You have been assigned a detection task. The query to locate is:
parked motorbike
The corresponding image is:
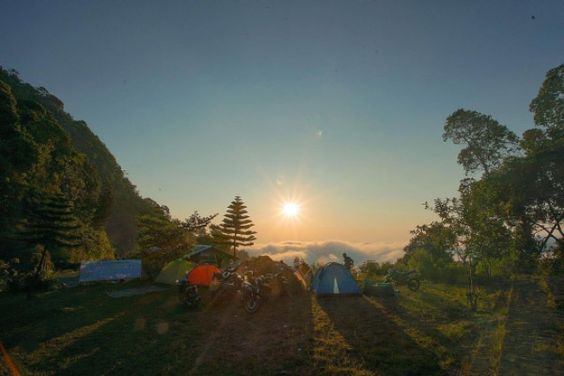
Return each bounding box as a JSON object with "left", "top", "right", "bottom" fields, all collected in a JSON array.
[
  {"left": 177, "top": 279, "right": 201, "bottom": 308},
  {"left": 210, "top": 264, "right": 244, "bottom": 299},
  {"left": 384, "top": 269, "right": 421, "bottom": 292},
  {"left": 240, "top": 271, "right": 288, "bottom": 314}
]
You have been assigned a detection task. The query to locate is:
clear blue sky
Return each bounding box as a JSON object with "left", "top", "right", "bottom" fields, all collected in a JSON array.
[{"left": 1, "top": 0, "right": 563, "bottom": 247}]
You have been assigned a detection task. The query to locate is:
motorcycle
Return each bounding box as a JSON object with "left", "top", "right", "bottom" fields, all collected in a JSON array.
[
  {"left": 210, "top": 264, "right": 244, "bottom": 300},
  {"left": 240, "top": 271, "right": 288, "bottom": 314},
  {"left": 384, "top": 269, "right": 421, "bottom": 292},
  {"left": 177, "top": 279, "right": 201, "bottom": 308}
]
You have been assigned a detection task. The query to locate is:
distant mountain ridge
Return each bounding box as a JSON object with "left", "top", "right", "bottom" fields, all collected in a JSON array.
[{"left": 0, "top": 67, "right": 153, "bottom": 256}]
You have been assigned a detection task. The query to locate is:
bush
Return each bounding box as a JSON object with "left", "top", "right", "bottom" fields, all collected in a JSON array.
[
  {"left": 440, "top": 262, "right": 466, "bottom": 284},
  {"left": 475, "top": 254, "right": 516, "bottom": 281},
  {"left": 358, "top": 261, "right": 394, "bottom": 278},
  {"left": 136, "top": 247, "right": 187, "bottom": 279},
  {"left": 0, "top": 251, "right": 58, "bottom": 293},
  {"left": 62, "top": 228, "right": 116, "bottom": 262},
  {"left": 407, "top": 248, "right": 466, "bottom": 284}
]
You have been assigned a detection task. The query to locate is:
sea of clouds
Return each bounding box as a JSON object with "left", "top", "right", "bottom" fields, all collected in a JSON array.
[{"left": 247, "top": 240, "right": 406, "bottom": 266}]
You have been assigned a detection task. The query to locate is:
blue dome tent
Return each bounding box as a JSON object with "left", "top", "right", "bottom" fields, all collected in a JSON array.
[{"left": 312, "top": 262, "right": 360, "bottom": 296}]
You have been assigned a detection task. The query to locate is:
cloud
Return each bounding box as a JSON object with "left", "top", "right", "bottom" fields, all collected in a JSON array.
[{"left": 247, "top": 240, "right": 406, "bottom": 266}]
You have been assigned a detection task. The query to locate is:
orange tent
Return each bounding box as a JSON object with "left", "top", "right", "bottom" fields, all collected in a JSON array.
[{"left": 187, "top": 264, "right": 221, "bottom": 286}]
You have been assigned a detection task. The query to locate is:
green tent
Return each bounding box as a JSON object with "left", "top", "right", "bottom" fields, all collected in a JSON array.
[{"left": 155, "top": 259, "right": 196, "bottom": 285}]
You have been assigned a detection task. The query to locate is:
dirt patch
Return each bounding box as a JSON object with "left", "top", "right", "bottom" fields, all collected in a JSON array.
[{"left": 187, "top": 293, "right": 313, "bottom": 375}]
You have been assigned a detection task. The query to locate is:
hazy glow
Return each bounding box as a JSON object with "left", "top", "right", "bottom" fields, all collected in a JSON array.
[{"left": 281, "top": 202, "right": 300, "bottom": 219}]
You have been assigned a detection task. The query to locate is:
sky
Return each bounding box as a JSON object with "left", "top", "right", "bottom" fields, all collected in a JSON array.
[{"left": 1, "top": 0, "right": 563, "bottom": 262}]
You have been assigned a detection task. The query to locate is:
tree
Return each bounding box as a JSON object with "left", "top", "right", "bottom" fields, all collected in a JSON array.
[
  {"left": 137, "top": 203, "right": 193, "bottom": 277},
  {"left": 218, "top": 196, "right": 257, "bottom": 257},
  {"left": 443, "top": 109, "right": 518, "bottom": 176},
  {"left": 529, "top": 64, "right": 563, "bottom": 137},
  {"left": 402, "top": 222, "right": 456, "bottom": 263},
  {"left": 1, "top": 72, "right": 118, "bottom": 265},
  {"left": 429, "top": 178, "right": 512, "bottom": 309},
  {"left": 183, "top": 211, "right": 218, "bottom": 235},
  {"left": 137, "top": 204, "right": 190, "bottom": 252},
  {"left": 489, "top": 65, "right": 564, "bottom": 266},
  {"left": 18, "top": 192, "right": 82, "bottom": 279}
]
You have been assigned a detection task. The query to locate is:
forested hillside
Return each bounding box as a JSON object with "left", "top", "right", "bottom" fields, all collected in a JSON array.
[{"left": 0, "top": 67, "right": 153, "bottom": 260}]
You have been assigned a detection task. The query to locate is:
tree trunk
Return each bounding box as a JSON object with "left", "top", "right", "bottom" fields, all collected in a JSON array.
[{"left": 466, "top": 258, "right": 478, "bottom": 311}]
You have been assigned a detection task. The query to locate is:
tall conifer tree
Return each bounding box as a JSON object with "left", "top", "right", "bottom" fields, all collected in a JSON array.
[
  {"left": 19, "top": 192, "right": 82, "bottom": 276},
  {"left": 219, "top": 196, "right": 256, "bottom": 257}
]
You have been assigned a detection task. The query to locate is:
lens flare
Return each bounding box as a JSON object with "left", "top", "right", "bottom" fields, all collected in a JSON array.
[{"left": 281, "top": 202, "right": 300, "bottom": 218}]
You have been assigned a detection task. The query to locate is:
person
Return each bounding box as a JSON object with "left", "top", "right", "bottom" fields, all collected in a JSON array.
[{"left": 343, "top": 253, "right": 354, "bottom": 271}]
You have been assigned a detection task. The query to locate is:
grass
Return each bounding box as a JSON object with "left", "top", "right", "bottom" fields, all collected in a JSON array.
[{"left": 0, "top": 277, "right": 560, "bottom": 375}]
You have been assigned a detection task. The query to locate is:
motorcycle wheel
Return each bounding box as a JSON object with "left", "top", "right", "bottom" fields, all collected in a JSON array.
[
  {"left": 243, "top": 293, "right": 260, "bottom": 314},
  {"left": 407, "top": 278, "right": 420, "bottom": 292}
]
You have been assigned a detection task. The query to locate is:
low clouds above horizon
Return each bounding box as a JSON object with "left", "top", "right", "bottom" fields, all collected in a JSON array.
[{"left": 248, "top": 240, "right": 406, "bottom": 266}]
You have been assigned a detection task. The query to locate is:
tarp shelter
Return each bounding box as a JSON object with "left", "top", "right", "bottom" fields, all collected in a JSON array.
[
  {"left": 79, "top": 259, "right": 142, "bottom": 283},
  {"left": 155, "top": 259, "right": 196, "bottom": 285},
  {"left": 312, "top": 262, "right": 360, "bottom": 296},
  {"left": 187, "top": 244, "right": 235, "bottom": 267},
  {"left": 187, "top": 264, "right": 221, "bottom": 286}
]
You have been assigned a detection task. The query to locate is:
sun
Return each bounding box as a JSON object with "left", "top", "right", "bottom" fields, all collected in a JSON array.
[{"left": 281, "top": 202, "right": 300, "bottom": 219}]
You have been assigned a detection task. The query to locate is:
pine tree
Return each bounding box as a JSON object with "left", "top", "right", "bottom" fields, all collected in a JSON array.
[
  {"left": 19, "top": 192, "right": 82, "bottom": 277},
  {"left": 219, "top": 196, "right": 257, "bottom": 257}
]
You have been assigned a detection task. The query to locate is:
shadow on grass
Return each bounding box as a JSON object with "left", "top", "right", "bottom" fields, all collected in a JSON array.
[
  {"left": 498, "top": 278, "right": 564, "bottom": 376},
  {"left": 187, "top": 291, "right": 314, "bottom": 376},
  {"left": 0, "top": 283, "right": 197, "bottom": 375},
  {"left": 316, "top": 295, "right": 444, "bottom": 376}
]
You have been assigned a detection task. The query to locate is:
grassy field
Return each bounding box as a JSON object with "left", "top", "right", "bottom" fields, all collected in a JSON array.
[{"left": 0, "top": 276, "right": 561, "bottom": 375}]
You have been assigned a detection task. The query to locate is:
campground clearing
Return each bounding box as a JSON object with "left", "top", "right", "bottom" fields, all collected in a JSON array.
[{"left": 1, "top": 276, "right": 562, "bottom": 376}]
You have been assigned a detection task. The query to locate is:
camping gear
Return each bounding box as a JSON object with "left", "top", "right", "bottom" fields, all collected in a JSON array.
[
  {"left": 156, "top": 259, "right": 196, "bottom": 285},
  {"left": 362, "top": 281, "right": 395, "bottom": 297},
  {"left": 79, "top": 260, "right": 142, "bottom": 283},
  {"left": 312, "top": 262, "right": 361, "bottom": 296},
  {"left": 384, "top": 269, "right": 421, "bottom": 291},
  {"left": 187, "top": 264, "right": 221, "bottom": 286}
]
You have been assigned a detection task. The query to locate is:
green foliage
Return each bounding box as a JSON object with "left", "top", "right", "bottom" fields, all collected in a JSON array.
[
  {"left": 443, "top": 109, "right": 518, "bottom": 176},
  {"left": 404, "top": 64, "right": 564, "bottom": 310},
  {"left": 217, "top": 196, "right": 257, "bottom": 257},
  {"left": 0, "top": 248, "right": 58, "bottom": 292},
  {"left": 402, "top": 222, "right": 455, "bottom": 263},
  {"left": 0, "top": 67, "right": 154, "bottom": 257},
  {"left": 64, "top": 227, "right": 115, "bottom": 263},
  {"left": 0, "top": 72, "right": 119, "bottom": 267},
  {"left": 196, "top": 223, "right": 231, "bottom": 252},
  {"left": 136, "top": 202, "right": 193, "bottom": 277},
  {"left": 529, "top": 64, "right": 563, "bottom": 135},
  {"left": 359, "top": 260, "right": 394, "bottom": 277},
  {"left": 18, "top": 193, "right": 82, "bottom": 259},
  {"left": 406, "top": 248, "right": 466, "bottom": 284},
  {"left": 183, "top": 211, "right": 218, "bottom": 235}
]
